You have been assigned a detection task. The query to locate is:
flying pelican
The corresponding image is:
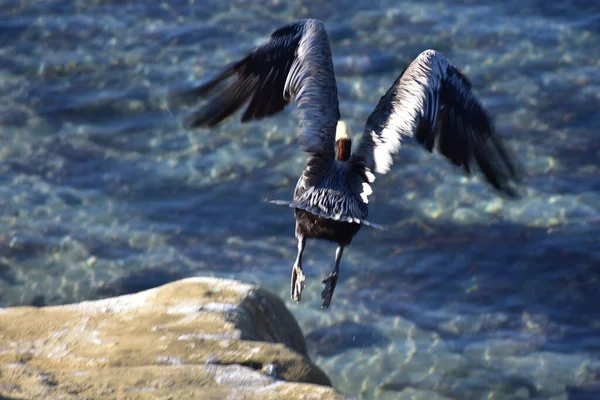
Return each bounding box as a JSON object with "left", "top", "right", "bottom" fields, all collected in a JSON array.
[{"left": 172, "top": 19, "right": 521, "bottom": 308}]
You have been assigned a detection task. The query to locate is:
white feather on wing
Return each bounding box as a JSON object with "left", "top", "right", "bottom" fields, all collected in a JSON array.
[{"left": 348, "top": 49, "right": 521, "bottom": 203}]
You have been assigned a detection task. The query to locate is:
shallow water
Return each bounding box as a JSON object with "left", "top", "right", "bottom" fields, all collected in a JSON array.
[{"left": 1, "top": 0, "right": 599, "bottom": 398}]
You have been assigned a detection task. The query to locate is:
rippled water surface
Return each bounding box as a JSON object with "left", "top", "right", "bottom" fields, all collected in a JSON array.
[{"left": 1, "top": 0, "right": 599, "bottom": 398}]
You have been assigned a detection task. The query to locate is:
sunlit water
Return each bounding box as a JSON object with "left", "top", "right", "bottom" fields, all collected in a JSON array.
[{"left": 1, "top": 0, "right": 599, "bottom": 398}]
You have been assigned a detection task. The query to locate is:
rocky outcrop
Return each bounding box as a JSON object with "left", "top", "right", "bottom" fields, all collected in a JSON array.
[{"left": 0, "top": 277, "right": 344, "bottom": 399}]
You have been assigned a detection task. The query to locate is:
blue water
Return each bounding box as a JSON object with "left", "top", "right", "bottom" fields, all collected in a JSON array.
[{"left": 1, "top": 0, "right": 599, "bottom": 398}]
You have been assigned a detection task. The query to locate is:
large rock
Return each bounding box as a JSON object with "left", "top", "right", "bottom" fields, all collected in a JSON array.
[{"left": 0, "top": 277, "right": 344, "bottom": 399}]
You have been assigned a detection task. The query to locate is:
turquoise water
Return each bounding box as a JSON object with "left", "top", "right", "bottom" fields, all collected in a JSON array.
[{"left": 1, "top": 0, "right": 599, "bottom": 398}]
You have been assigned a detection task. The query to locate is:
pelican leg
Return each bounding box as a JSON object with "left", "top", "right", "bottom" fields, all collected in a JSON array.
[
  {"left": 321, "top": 244, "right": 344, "bottom": 308},
  {"left": 291, "top": 236, "right": 306, "bottom": 302}
]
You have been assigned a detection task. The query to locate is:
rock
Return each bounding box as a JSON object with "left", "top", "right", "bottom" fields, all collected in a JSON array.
[{"left": 0, "top": 277, "right": 344, "bottom": 399}]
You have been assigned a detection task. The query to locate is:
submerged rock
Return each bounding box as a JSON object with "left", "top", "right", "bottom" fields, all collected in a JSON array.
[{"left": 0, "top": 277, "right": 343, "bottom": 399}]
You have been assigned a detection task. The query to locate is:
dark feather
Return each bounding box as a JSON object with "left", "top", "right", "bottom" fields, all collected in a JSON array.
[{"left": 170, "top": 19, "right": 341, "bottom": 186}]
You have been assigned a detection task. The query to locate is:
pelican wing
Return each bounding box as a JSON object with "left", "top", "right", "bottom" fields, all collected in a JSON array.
[
  {"left": 173, "top": 19, "right": 340, "bottom": 183},
  {"left": 348, "top": 50, "right": 521, "bottom": 201}
]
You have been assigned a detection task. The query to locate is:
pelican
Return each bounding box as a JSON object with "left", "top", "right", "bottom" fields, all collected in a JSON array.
[{"left": 172, "top": 19, "right": 521, "bottom": 308}]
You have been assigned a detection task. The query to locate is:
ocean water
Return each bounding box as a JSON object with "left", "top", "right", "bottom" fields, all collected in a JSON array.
[{"left": 1, "top": 0, "right": 599, "bottom": 398}]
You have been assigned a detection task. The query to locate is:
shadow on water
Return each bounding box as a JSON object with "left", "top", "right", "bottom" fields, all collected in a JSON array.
[{"left": 306, "top": 320, "right": 391, "bottom": 357}]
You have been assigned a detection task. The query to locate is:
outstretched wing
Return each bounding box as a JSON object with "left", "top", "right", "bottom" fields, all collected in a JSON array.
[
  {"left": 348, "top": 49, "right": 522, "bottom": 202},
  {"left": 171, "top": 19, "right": 340, "bottom": 185}
]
